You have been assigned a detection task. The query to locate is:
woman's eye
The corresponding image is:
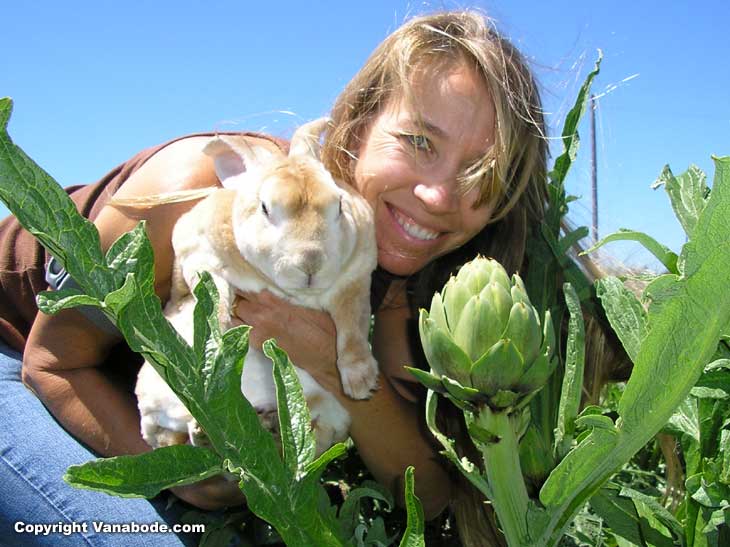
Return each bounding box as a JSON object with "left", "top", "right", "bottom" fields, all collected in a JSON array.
[{"left": 403, "top": 134, "right": 432, "bottom": 153}]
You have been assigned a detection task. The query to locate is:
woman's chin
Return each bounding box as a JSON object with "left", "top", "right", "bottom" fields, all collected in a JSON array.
[{"left": 377, "top": 249, "right": 430, "bottom": 277}]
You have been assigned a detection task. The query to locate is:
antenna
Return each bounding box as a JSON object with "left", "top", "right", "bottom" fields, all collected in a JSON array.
[{"left": 590, "top": 94, "right": 598, "bottom": 243}]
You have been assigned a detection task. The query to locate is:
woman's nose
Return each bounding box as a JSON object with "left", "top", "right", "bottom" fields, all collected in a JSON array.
[{"left": 413, "top": 178, "right": 459, "bottom": 214}]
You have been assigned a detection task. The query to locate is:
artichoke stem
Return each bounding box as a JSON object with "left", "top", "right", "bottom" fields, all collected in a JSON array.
[{"left": 476, "top": 407, "right": 531, "bottom": 546}]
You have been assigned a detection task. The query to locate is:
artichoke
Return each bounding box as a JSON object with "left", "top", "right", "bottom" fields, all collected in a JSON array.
[{"left": 412, "top": 257, "right": 556, "bottom": 409}]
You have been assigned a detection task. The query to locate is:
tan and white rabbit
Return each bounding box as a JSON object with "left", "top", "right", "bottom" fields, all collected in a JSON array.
[{"left": 135, "top": 118, "right": 378, "bottom": 455}]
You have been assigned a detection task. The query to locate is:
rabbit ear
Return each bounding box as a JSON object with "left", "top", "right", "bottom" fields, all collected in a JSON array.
[
  {"left": 289, "top": 117, "right": 331, "bottom": 159},
  {"left": 204, "top": 136, "right": 277, "bottom": 190}
]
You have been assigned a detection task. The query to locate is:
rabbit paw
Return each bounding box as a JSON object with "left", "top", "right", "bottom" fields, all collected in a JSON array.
[{"left": 338, "top": 354, "right": 379, "bottom": 399}]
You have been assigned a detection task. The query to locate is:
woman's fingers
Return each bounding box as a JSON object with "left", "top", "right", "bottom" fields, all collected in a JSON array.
[{"left": 233, "top": 291, "right": 337, "bottom": 370}]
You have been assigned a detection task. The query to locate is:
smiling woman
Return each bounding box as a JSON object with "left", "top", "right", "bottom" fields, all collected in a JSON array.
[{"left": 0, "top": 8, "right": 630, "bottom": 547}]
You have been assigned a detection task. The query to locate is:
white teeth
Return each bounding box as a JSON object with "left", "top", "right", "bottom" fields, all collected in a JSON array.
[{"left": 393, "top": 208, "right": 440, "bottom": 241}]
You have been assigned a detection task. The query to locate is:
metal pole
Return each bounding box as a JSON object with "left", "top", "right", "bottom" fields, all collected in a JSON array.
[{"left": 590, "top": 94, "right": 598, "bottom": 243}]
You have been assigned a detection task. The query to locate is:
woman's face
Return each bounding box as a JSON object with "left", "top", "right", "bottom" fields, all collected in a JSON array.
[{"left": 353, "top": 63, "right": 497, "bottom": 276}]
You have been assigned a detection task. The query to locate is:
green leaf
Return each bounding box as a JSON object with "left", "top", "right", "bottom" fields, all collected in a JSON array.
[
  {"left": 36, "top": 288, "right": 102, "bottom": 315},
  {"left": 441, "top": 375, "right": 481, "bottom": 402},
  {"left": 424, "top": 391, "right": 491, "bottom": 498},
  {"left": 583, "top": 229, "right": 679, "bottom": 274},
  {"left": 558, "top": 226, "right": 590, "bottom": 256},
  {"left": 664, "top": 396, "right": 700, "bottom": 444},
  {"left": 264, "top": 339, "right": 317, "bottom": 478},
  {"left": 338, "top": 481, "right": 393, "bottom": 540},
  {"left": 540, "top": 426, "right": 619, "bottom": 508},
  {"left": 590, "top": 484, "right": 681, "bottom": 547},
  {"left": 0, "top": 97, "right": 114, "bottom": 297},
  {"left": 619, "top": 486, "right": 685, "bottom": 545},
  {"left": 536, "top": 157, "right": 730, "bottom": 546},
  {"left": 541, "top": 225, "right": 595, "bottom": 305},
  {"left": 620, "top": 157, "right": 730, "bottom": 432},
  {"left": 653, "top": 164, "right": 709, "bottom": 239},
  {"left": 105, "top": 222, "right": 155, "bottom": 293},
  {"left": 721, "top": 430, "right": 730, "bottom": 485},
  {"left": 63, "top": 445, "right": 223, "bottom": 498},
  {"left": 2, "top": 101, "right": 352, "bottom": 545},
  {"left": 403, "top": 366, "right": 446, "bottom": 393},
  {"left": 398, "top": 467, "right": 425, "bottom": 547},
  {"left": 191, "top": 272, "right": 222, "bottom": 369},
  {"left": 589, "top": 486, "right": 644, "bottom": 544},
  {"left": 682, "top": 156, "right": 730, "bottom": 277},
  {"left": 555, "top": 283, "right": 586, "bottom": 458},
  {"left": 549, "top": 51, "right": 602, "bottom": 187},
  {"left": 595, "top": 276, "right": 648, "bottom": 363},
  {"left": 304, "top": 442, "right": 348, "bottom": 482}
]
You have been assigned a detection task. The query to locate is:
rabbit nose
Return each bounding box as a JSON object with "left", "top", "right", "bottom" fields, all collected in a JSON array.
[{"left": 298, "top": 248, "right": 324, "bottom": 276}]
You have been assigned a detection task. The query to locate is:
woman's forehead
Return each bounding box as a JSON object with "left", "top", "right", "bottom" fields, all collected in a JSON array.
[{"left": 385, "top": 65, "right": 495, "bottom": 152}]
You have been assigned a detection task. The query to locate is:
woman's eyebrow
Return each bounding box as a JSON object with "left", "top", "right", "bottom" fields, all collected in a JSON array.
[{"left": 402, "top": 115, "right": 448, "bottom": 139}]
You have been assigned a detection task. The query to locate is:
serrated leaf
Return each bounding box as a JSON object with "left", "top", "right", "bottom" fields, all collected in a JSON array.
[
  {"left": 1, "top": 100, "right": 350, "bottom": 546},
  {"left": 555, "top": 283, "right": 586, "bottom": 458},
  {"left": 338, "top": 481, "right": 393, "bottom": 539},
  {"left": 558, "top": 226, "right": 590, "bottom": 255},
  {"left": 264, "top": 339, "right": 317, "bottom": 478},
  {"left": 590, "top": 485, "right": 679, "bottom": 547},
  {"left": 583, "top": 229, "right": 679, "bottom": 274},
  {"left": 654, "top": 164, "right": 709, "bottom": 239},
  {"left": 36, "top": 288, "right": 101, "bottom": 314},
  {"left": 536, "top": 157, "right": 730, "bottom": 545},
  {"left": 425, "top": 391, "right": 491, "bottom": 498},
  {"left": 618, "top": 486, "right": 685, "bottom": 544},
  {"left": 550, "top": 52, "right": 602, "bottom": 187},
  {"left": 398, "top": 467, "right": 425, "bottom": 547},
  {"left": 304, "top": 442, "right": 348, "bottom": 482},
  {"left": 63, "top": 445, "right": 222, "bottom": 498},
  {"left": 664, "top": 396, "right": 700, "bottom": 444},
  {"left": 595, "top": 276, "right": 648, "bottom": 363},
  {"left": 620, "top": 157, "right": 730, "bottom": 432},
  {"left": 0, "top": 97, "right": 114, "bottom": 297},
  {"left": 540, "top": 426, "right": 619, "bottom": 508},
  {"left": 105, "top": 222, "right": 155, "bottom": 292}
]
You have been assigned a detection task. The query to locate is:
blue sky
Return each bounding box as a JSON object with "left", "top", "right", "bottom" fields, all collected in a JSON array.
[{"left": 2, "top": 1, "right": 728, "bottom": 270}]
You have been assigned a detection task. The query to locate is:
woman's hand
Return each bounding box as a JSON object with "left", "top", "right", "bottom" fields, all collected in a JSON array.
[
  {"left": 170, "top": 475, "right": 246, "bottom": 511},
  {"left": 233, "top": 291, "right": 338, "bottom": 381}
]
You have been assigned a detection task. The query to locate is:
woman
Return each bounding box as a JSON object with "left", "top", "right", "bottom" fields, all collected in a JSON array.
[{"left": 0, "top": 10, "right": 625, "bottom": 546}]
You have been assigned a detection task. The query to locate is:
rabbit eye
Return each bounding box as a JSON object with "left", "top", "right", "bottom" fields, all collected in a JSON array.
[
  {"left": 261, "top": 201, "right": 269, "bottom": 217},
  {"left": 338, "top": 197, "right": 342, "bottom": 217}
]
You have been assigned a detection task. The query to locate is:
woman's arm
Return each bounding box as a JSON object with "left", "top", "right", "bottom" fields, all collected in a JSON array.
[{"left": 236, "top": 287, "right": 453, "bottom": 519}]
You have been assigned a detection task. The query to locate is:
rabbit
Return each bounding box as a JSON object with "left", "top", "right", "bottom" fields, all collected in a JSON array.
[{"left": 135, "top": 118, "right": 378, "bottom": 456}]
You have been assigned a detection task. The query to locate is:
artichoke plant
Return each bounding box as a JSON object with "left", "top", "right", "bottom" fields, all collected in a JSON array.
[
  {"left": 408, "top": 256, "right": 559, "bottom": 546},
  {"left": 410, "top": 256, "right": 556, "bottom": 411}
]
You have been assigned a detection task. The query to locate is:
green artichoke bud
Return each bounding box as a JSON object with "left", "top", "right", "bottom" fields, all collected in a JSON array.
[{"left": 416, "top": 256, "right": 555, "bottom": 409}]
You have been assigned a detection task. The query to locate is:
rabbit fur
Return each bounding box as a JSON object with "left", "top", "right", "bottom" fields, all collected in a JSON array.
[{"left": 135, "top": 118, "right": 378, "bottom": 455}]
